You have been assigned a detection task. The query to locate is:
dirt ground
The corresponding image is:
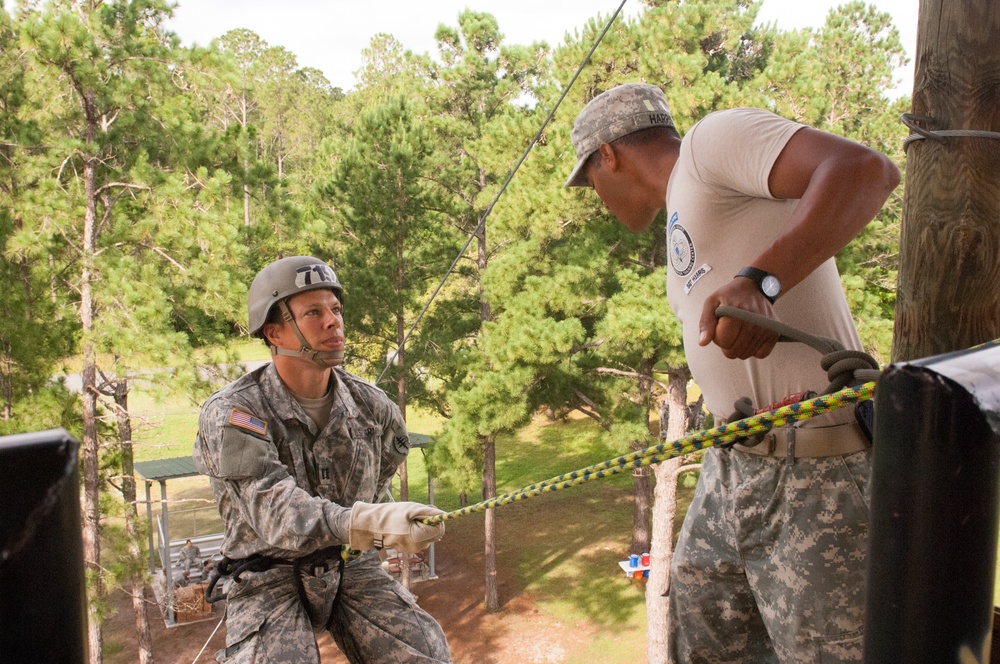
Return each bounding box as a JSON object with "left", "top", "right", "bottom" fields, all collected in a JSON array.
[{"left": 105, "top": 532, "right": 625, "bottom": 664}]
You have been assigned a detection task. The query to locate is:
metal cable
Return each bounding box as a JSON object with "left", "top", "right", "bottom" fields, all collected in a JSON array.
[
  {"left": 901, "top": 113, "right": 1000, "bottom": 151},
  {"left": 376, "top": 0, "right": 630, "bottom": 384}
]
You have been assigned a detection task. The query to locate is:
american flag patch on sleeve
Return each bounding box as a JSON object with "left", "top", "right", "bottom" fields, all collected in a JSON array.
[{"left": 229, "top": 409, "right": 268, "bottom": 436}]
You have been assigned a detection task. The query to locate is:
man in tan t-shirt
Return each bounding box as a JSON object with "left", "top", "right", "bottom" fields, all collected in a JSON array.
[{"left": 565, "top": 84, "right": 899, "bottom": 662}]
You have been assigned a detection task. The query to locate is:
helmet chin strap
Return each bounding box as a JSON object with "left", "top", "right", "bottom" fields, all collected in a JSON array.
[{"left": 272, "top": 300, "right": 344, "bottom": 368}]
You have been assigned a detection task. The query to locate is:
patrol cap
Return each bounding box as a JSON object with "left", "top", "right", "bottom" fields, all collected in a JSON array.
[
  {"left": 248, "top": 256, "right": 343, "bottom": 338},
  {"left": 564, "top": 83, "right": 675, "bottom": 187}
]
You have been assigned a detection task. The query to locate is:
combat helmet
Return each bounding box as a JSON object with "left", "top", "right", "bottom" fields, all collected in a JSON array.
[{"left": 248, "top": 256, "right": 344, "bottom": 367}]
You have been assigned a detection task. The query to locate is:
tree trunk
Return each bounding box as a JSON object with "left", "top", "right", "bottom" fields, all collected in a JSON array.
[
  {"left": 891, "top": 0, "right": 1000, "bottom": 362},
  {"left": 111, "top": 378, "right": 154, "bottom": 664},
  {"left": 630, "top": 460, "right": 652, "bottom": 555},
  {"left": 393, "top": 236, "right": 412, "bottom": 588},
  {"left": 482, "top": 434, "right": 500, "bottom": 611},
  {"left": 81, "top": 92, "right": 104, "bottom": 664},
  {"left": 647, "top": 367, "right": 697, "bottom": 664},
  {"left": 2, "top": 252, "right": 31, "bottom": 420},
  {"left": 396, "top": 352, "right": 410, "bottom": 589},
  {"left": 629, "top": 357, "right": 657, "bottom": 555},
  {"left": 241, "top": 89, "right": 252, "bottom": 227},
  {"left": 1, "top": 338, "right": 11, "bottom": 420},
  {"left": 243, "top": 184, "right": 251, "bottom": 227},
  {"left": 473, "top": 192, "right": 500, "bottom": 611}
]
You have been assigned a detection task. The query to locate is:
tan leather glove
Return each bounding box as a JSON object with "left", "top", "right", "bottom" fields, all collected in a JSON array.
[{"left": 348, "top": 501, "right": 446, "bottom": 554}]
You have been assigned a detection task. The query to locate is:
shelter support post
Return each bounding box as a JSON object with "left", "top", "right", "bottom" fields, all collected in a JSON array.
[
  {"left": 160, "top": 479, "right": 175, "bottom": 625},
  {"left": 864, "top": 344, "right": 1000, "bottom": 662},
  {"left": 145, "top": 479, "right": 155, "bottom": 576},
  {"left": 428, "top": 475, "right": 437, "bottom": 579},
  {"left": 0, "top": 429, "right": 87, "bottom": 663}
]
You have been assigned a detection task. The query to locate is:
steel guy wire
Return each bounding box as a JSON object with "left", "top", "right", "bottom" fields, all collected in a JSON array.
[{"left": 376, "top": 0, "right": 630, "bottom": 385}]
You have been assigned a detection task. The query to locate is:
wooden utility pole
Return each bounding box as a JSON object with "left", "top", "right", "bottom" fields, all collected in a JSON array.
[
  {"left": 868, "top": 5, "right": 1000, "bottom": 662},
  {"left": 891, "top": 0, "right": 1000, "bottom": 362}
]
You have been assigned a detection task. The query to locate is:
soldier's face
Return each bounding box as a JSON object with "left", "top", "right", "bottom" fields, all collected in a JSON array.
[
  {"left": 269, "top": 289, "right": 345, "bottom": 353},
  {"left": 585, "top": 147, "right": 658, "bottom": 232}
]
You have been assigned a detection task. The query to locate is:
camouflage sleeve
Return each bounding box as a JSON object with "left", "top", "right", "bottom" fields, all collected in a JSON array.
[
  {"left": 195, "top": 395, "right": 352, "bottom": 550},
  {"left": 375, "top": 401, "right": 410, "bottom": 498}
]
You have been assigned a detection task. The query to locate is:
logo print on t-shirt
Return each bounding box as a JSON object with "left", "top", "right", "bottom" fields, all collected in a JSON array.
[{"left": 668, "top": 212, "right": 695, "bottom": 276}]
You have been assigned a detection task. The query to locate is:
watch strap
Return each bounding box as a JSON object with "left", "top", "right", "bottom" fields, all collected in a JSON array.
[{"left": 735, "top": 266, "right": 779, "bottom": 303}]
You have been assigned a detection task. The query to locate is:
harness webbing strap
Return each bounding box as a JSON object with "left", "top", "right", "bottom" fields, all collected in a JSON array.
[{"left": 205, "top": 545, "right": 350, "bottom": 604}]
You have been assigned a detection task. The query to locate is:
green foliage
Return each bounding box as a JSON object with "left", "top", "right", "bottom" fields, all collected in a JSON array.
[
  {"left": 0, "top": 381, "right": 81, "bottom": 436},
  {"left": 0, "top": 5, "right": 76, "bottom": 413},
  {"left": 0, "top": 3, "right": 911, "bottom": 629},
  {"left": 412, "top": 11, "right": 556, "bottom": 486},
  {"left": 320, "top": 95, "right": 460, "bottom": 383}
]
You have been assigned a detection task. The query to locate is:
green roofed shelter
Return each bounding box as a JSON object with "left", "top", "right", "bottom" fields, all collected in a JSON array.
[
  {"left": 134, "top": 456, "right": 200, "bottom": 482},
  {"left": 135, "top": 455, "right": 213, "bottom": 626}
]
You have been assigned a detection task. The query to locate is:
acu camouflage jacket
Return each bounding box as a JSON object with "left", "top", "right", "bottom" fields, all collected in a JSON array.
[{"left": 193, "top": 362, "right": 409, "bottom": 560}]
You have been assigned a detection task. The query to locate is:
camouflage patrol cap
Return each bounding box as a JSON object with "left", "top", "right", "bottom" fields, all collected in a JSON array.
[
  {"left": 564, "top": 83, "right": 675, "bottom": 187},
  {"left": 248, "top": 256, "right": 343, "bottom": 338}
]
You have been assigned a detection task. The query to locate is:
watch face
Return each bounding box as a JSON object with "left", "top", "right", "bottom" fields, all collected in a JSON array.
[{"left": 761, "top": 275, "right": 781, "bottom": 298}]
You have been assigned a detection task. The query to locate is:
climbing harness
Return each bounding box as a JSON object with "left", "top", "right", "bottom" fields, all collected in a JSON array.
[{"left": 205, "top": 545, "right": 361, "bottom": 605}]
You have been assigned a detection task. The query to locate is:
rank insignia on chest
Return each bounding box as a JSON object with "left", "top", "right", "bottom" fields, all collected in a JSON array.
[{"left": 229, "top": 409, "right": 268, "bottom": 436}]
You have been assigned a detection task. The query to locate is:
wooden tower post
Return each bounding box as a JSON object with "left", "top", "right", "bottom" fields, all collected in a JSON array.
[{"left": 891, "top": 0, "right": 1000, "bottom": 362}]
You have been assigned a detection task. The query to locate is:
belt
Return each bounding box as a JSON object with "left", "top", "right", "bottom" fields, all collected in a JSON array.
[{"left": 732, "top": 422, "right": 869, "bottom": 459}]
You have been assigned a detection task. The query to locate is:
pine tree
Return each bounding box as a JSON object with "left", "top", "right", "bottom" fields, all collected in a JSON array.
[{"left": 19, "top": 2, "right": 247, "bottom": 660}]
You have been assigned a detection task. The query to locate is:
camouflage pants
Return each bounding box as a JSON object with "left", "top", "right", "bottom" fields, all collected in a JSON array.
[
  {"left": 668, "top": 447, "right": 871, "bottom": 663},
  {"left": 217, "top": 550, "right": 451, "bottom": 663}
]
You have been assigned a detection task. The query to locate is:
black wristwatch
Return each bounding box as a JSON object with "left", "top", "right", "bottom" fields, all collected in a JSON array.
[{"left": 736, "top": 266, "right": 781, "bottom": 304}]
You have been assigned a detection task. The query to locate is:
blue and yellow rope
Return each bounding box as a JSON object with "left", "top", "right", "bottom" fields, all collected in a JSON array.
[{"left": 421, "top": 381, "right": 876, "bottom": 525}]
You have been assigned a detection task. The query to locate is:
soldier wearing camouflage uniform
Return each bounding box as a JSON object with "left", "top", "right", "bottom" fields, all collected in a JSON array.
[
  {"left": 178, "top": 539, "right": 201, "bottom": 574},
  {"left": 565, "top": 84, "right": 900, "bottom": 662},
  {"left": 194, "top": 256, "right": 452, "bottom": 663}
]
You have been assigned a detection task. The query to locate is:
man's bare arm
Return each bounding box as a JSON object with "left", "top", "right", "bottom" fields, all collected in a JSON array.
[{"left": 699, "top": 127, "right": 901, "bottom": 360}]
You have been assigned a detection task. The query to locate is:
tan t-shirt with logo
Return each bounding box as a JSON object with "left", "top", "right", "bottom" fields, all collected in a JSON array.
[{"left": 665, "top": 108, "right": 863, "bottom": 423}]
